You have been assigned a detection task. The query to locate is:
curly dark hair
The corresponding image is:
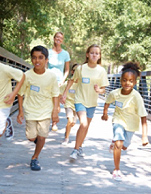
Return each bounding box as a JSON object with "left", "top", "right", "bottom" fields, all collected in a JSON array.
[{"left": 121, "top": 62, "right": 141, "bottom": 78}]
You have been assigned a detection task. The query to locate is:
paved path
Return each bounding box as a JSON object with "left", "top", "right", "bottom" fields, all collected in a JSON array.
[{"left": 0, "top": 99, "right": 151, "bottom": 194}]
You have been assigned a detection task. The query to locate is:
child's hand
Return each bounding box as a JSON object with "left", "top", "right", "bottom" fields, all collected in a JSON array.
[
  {"left": 101, "top": 114, "right": 108, "bottom": 121},
  {"left": 17, "top": 112, "right": 24, "bottom": 124},
  {"left": 142, "top": 136, "right": 149, "bottom": 146},
  {"left": 4, "top": 93, "right": 15, "bottom": 105},
  {"left": 60, "top": 94, "right": 66, "bottom": 104},
  {"left": 58, "top": 106, "right": 61, "bottom": 113},
  {"left": 52, "top": 110, "right": 59, "bottom": 123},
  {"left": 94, "top": 84, "right": 99, "bottom": 93},
  {"left": 58, "top": 82, "right": 63, "bottom": 87}
]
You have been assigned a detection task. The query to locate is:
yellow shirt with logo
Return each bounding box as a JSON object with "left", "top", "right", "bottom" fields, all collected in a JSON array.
[
  {"left": 105, "top": 88, "right": 148, "bottom": 132},
  {"left": 0, "top": 63, "right": 23, "bottom": 108},
  {"left": 19, "top": 68, "right": 59, "bottom": 120},
  {"left": 72, "top": 63, "right": 109, "bottom": 107},
  {"left": 60, "top": 81, "right": 78, "bottom": 111}
]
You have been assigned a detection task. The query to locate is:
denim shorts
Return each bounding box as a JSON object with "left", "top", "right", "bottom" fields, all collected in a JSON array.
[
  {"left": 113, "top": 123, "right": 134, "bottom": 148},
  {"left": 74, "top": 103, "right": 96, "bottom": 118}
]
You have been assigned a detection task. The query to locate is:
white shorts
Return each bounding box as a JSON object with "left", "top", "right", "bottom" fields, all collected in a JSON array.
[
  {"left": 65, "top": 107, "right": 77, "bottom": 123},
  {"left": 0, "top": 108, "right": 11, "bottom": 135}
]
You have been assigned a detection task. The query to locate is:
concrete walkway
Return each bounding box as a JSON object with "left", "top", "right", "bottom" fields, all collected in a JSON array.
[{"left": 0, "top": 99, "right": 151, "bottom": 194}]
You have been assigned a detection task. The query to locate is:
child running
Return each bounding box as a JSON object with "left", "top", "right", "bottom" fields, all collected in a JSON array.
[
  {"left": 60, "top": 64, "right": 79, "bottom": 145},
  {"left": 0, "top": 63, "right": 25, "bottom": 140},
  {"left": 61, "top": 44, "right": 109, "bottom": 160},
  {"left": 101, "top": 62, "right": 149, "bottom": 181},
  {"left": 17, "top": 45, "right": 59, "bottom": 171}
]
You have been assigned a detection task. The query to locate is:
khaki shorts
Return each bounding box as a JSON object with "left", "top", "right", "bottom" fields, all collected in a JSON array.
[
  {"left": 26, "top": 119, "right": 51, "bottom": 139},
  {"left": 65, "top": 107, "right": 77, "bottom": 123}
]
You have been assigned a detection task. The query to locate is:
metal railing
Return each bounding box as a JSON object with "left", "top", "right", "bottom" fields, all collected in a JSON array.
[
  {"left": 0, "top": 46, "right": 32, "bottom": 114},
  {"left": 100, "top": 71, "right": 151, "bottom": 120},
  {"left": 1, "top": 46, "right": 151, "bottom": 120}
]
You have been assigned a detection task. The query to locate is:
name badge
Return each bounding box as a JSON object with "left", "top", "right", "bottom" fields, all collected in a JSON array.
[
  {"left": 82, "top": 77, "right": 90, "bottom": 84},
  {"left": 115, "top": 101, "right": 123, "bottom": 108},
  {"left": 30, "top": 85, "right": 40, "bottom": 92},
  {"left": 69, "top": 89, "right": 75, "bottom": 94}
]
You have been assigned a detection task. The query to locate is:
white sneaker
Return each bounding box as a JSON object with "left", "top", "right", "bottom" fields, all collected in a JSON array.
[
  {"left": 62, "top": 138, "right": 69, "bottom": 145},
  {"left": 112, "top": 170, "right": 122, "bottom": 181},
  {"left": 78, "top": 147, "right": 85, "bottom": 157},
  {"left": 70, "top": 149, "right": 78, "bottom": 160}
]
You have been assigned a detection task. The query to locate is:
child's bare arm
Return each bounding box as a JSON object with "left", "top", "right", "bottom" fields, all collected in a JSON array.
[
  {"left": 60, "top": 79, "right": 74, "bottom": 104},
  {"left": 4, "top": 74, "right": 25, "bottom": 105},
  {"left": 17, "top": 94, "right": 24, "bottom": 124},
  {"left": 94, "top": 85, "right": 105, "bottom": 94},
  {"left": 101, "top": 103, "right": 110, "bottom": 121},
  {"left": 141, "top": 116, "right": 149, "bottom": 146},
  {"left": 52, "top": 97, "right": 59, "bottom": 123}
]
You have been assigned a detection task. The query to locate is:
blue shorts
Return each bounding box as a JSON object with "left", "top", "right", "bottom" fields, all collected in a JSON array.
[
  {"left": 74, "top": 103, "right": 96, "bottom": 118},
  {"left": 113, "top": 123, "right": 134, "bottom": 148}
]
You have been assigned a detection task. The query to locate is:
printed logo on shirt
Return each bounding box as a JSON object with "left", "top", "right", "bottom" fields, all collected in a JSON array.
[
  {"left": 69, "top": 89, "right": 75, "bottom": 93},
  {"left": 82, "top": 77, "right": 90, "bottom": 84},
  {"left": 115, "top": 101, "right": 123, "bottom": 108},
  {"left": 30, "top": 85, "right": 40, "bottom": 92}
]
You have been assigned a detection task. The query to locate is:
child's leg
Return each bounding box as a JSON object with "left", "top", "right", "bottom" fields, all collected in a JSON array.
[
  {"left": 32, "top": 136, "right": 46, "bottom": 159},
  {"left": 75, "top": 111, "right": 88, "bottom": 150},
  {"left": 112, "top": 123, "right": 126, "bottom": 171},
  {"left": 79, "top": 117, "right": 92, "bottom": 147},
  {"left": 75, "top": 105, "right": 95, "bottom": 149},
  {"left": 65, "top": 108, "right": 76, "bottom": 139},
  {"left": 65, "top": 117, "right": 74, "bottom": 139},
  {"left": 26, "top": 119, "right": 50, "bottom": 170},
  {"left": 114, "top": 140, "right": 123, "bottom": 170},
  {"left": 78, "top": 106, "right": 95, "bottom": 147}
]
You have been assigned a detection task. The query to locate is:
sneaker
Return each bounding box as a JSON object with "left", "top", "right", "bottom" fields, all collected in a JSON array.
[
  {"left": 30, "top": 159, "right": 41, "bottom": 171},
  {"left": 78, "top": 147, "right": 85, "bottom": 157},
  {"left": 5, "top": 117, "right": 14, "bottom": 140},
  {"left": 109, "top": 141, "right": 115, "bottom": 153},
  {"left": 70, "top": 149, "right": 78, "bottom": 160},
  {"left": 112, "top": 170, "right": 122, "bottom": 181},
  {"left": 62, "top": 138, "right": 69, "bottom": 145}
]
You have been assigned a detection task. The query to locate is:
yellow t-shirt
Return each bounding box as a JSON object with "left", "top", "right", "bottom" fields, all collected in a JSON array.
[
  {"left": 0, "top": 63, "right": 23, "bottom": 108},
  {"left": 106, "top": 88, "right": 148, "bottom": 132},
  {"left": 19, "top": 68, "right": 59, "bottom": 120},
  {"left": 72, "top": 63, "right": 109, "bottom": 107},
  {"left": 60, "top": 81, "right": 78, "bottom": 110}
]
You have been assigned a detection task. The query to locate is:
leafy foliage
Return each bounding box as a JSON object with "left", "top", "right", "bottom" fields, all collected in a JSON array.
[{"left": 1, "top": 0, "right": 151, "bottom": 70}]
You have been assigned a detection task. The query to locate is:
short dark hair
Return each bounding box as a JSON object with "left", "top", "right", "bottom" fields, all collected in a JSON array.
[{"left": 30, "top": 45, "right": 48, "bottom": 59}]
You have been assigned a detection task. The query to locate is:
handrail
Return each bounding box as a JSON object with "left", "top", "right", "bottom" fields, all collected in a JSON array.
[
  {"left": 0, "top": 46, "right": 32, "bottom": 114},
  {"left": 1, "top": 46, "right": 151, "bottom": 120}
]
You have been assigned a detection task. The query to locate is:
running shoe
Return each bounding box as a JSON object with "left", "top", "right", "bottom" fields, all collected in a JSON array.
[{"left": 5, "top": 117, "right": 14, "bottom": 140}]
